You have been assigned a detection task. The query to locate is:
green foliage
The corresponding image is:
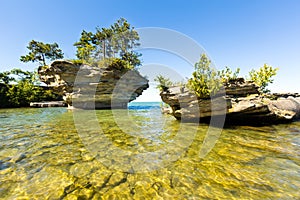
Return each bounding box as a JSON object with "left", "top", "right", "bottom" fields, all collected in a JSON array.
[
  {"left": 93, "top": 27, "right": 114, "bottom": 58},
  {"left": 73, "top": 30, "right": 95, "bottom": 61},
  {"left": 110, "top": 18, "right": 140, "bottom": 56},
  {"left": 218, "top": 66, "right": 240, "bottom": 83},
  {"left": 0, "top": 69, "right": 61, "bottom": 108},
  {"left": 120, "top": 51, "right": 142, "bottom": 67},
  {"left": 73, "top": 18, "right": 141, "bottom": 67},
  {"left": 249, "top": 64, "right": 278, "bottom": 93},
  {"left": 68, "top": 59, "right": 85, "bottom": 65},
  {"left": 187, "top": 54, "right": 222, "bottom": 98},
  {"left": 0, "top": 71, "right": 15, "bottom": 84},
  {"left": 154, "top": 75, "right": 174, "bottom": 92},
  {"left": 0, "top": 83, "right": 10, "bottom": 107},
  {"left": 20, "top": 40, "right": 64, "bottom": 66},
  {"left": 10, "top": 68, "right": 40, "bottom": 84},
  {"left": 95, "top": 57, "right": 134, "bottom": 71},
  {"left": 153, "top": 56, "right": 278, "bottom": 98},
  {"left": 7, "top": 80, "right": 40, "bottom": 107}
]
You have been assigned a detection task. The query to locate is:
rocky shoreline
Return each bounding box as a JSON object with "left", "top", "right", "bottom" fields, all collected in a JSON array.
[{"left": 160, "top": 79, "right": 300, "bottom": 125}]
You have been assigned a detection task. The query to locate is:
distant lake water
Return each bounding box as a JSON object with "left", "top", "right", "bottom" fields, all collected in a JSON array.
[
  {"left": 0, "top": 102, "right": 300, "bottom": 199},
  {"left": 128, "top": 101, "right": 161, "bottom": 110}
]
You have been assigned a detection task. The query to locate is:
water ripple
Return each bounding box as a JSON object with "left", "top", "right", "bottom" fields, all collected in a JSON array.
[{"left": 0, "top": 107, "right": 299, "bottom": 199}]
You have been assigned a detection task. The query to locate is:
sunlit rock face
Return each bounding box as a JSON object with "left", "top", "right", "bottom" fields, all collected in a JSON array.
[
  {"left": 38, "top": 60, "right": 149, "bottom": 109},
  {"left": 160, "top": 78, "right": 300, "bottom": 125}
]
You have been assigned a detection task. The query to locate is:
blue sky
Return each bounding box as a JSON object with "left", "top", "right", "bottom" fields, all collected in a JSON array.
[{"left": 0, "top": 0, "right": 299, "bottom": 101}]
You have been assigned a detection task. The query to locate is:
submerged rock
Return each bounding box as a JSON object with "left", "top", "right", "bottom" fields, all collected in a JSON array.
[
  {"left": 38, "top": 60, "right": 149, "bottom": 109},
  {"left": 160, "top": 79, "right": 300, "bottom": 125},
  {"left": 0, "top": 160, "right": 12, "bottom": 170}
]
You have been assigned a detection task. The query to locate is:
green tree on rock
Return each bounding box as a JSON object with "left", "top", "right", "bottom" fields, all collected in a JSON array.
[
  {"left": 154, "top": 75, "right": 173, "bottom": 92},
  {"left": 20, "top": 40, "right": 64, "bottom": 66},
  {"left": 73, "top": 30, "right": 95, "bottom": 61},
  {"left": 187, "top": 54, "right": 222, "bottom": 98},
  {"left": 218, "top": 66, "right": 240, "bottom": 83},
  {"left": 73, "top": 18, "right": 141, "bottom": 67},
  {"left": 249, "top": 64, "right": 278, "bottom": 93},
  {"left": 110, "top": 18, "right": 140, "bottom": 56},
  {"left": 93, "top": 27, "right": 114, "bottom": 59},
  {"left": 121, "top": 51, "right": 142, "bottom": 67}
]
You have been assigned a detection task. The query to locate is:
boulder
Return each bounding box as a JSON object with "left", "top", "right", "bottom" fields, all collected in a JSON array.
[
  {"left": 38, "top": 60, "right": 149, "bottom": 109},
  {"left": 160, "top": 78, "right": 300, "bottom": 125}
]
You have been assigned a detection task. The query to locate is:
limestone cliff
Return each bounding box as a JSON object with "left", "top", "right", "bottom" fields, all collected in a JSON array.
[
  {"left": 38, "top": 60, "right": 149, "bottom": 109},
  {"left": 160, "top": 78, "right": 300, "bottom": 125}
]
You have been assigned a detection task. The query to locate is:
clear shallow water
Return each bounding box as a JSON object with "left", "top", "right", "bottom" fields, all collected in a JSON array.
[{"left": 0, "top": 103, "right": 299, "bottom": 199}]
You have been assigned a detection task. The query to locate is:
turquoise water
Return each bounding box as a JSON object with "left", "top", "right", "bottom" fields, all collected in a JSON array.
[
  {"left": 128, "top": 101, "right": 161, "bottom": 110},
  {"left": 0, "top": 103, "right": 300, "bottom": 199}
]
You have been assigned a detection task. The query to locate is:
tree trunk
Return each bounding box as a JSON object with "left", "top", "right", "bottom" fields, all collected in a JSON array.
[
  {"left": 103, "top": 40, "right": 106, "bottom": 59},
  {"left": 41, "top": 54, "right": 46, "bottom": 66}
]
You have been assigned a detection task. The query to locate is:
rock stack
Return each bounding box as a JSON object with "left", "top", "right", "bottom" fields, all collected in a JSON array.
[{"left": 38, "top": 60, "right": 149, "bottom": 109}]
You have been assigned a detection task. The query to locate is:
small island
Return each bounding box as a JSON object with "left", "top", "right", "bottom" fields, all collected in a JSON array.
[{"left": 157, "top": 54, "right": 300, "bottom": 125}]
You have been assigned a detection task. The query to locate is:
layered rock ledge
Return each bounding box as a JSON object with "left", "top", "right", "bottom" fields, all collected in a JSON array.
[
  {"left": 38, "top": 60, "right": 149, "bottom": 109},
  {"left": 161, "top": 79, "right": 300, "bottom": 125}
]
